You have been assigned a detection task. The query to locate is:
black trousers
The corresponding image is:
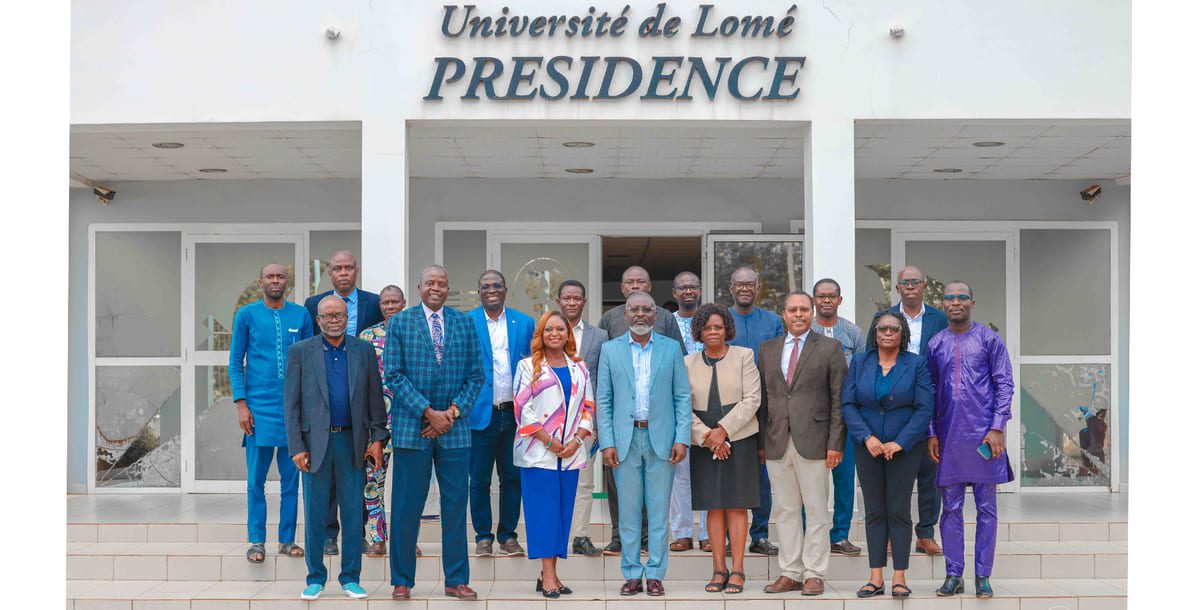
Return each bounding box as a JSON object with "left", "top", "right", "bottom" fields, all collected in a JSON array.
[
  {"left": 914, "top": 451, "right": 941, "bottom": 539},
  {"left": 855, "top": 440, "right": 926, "bottom": 570},
  {"left": 603, "top": 463, "right": 648, "bottom": 546}
]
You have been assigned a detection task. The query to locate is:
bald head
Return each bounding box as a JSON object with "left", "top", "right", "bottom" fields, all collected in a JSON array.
[
  {"left": 896, "top": 265, "right": 927, "bottom": 310},
  {"left": 418, "top": 265, "right": 450, "bottom": 310},
  {"left": 672, "top": 271, "right": 701, "bottom": 312},
  {"left": 730, "top": 266, "right": 761, "bottom": 310},
  {"left": 316, "top": 295, "right": 348, "bottom": 339},
  {"left": 624, "top": 291, "right": 657, "bottom": 337},
  {"left": 620, "top": 265, "right": 652, "bottom": 298},
  {"left": 327, "top": 250, "right": 359, "bottom": 295}
]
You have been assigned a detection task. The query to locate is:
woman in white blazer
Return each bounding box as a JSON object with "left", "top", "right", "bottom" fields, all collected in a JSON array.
[{"left": 513, "top": 310, "right": 595, "bottom": 598}]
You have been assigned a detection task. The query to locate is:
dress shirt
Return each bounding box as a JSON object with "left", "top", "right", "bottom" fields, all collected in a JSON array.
[
  {"left": 779, "top": 329, "right": 811, "bottom": 377},
  {"left": 815, "top": 316, "right": 867, "bottom": 365},
  {"left": 337, "top": 289, "right": 360, "bottom": 336},
  {"left": 900, "top": 303, "right": 926, "bottom": 355},
  {"left": 323, "top": 337, "right": 352, "bottom": 427},
  {"left": 421, "top": 302, "right": 444, "bottom": 339},
  {"left": 629, "top": 333, "right": 655, "bottom": 420},
  {"left": 673, "top": 312, "right": 703, "bottom": 355},
  {"left": 487, "top": 310, "right": 513, "bottom": 403},
  {"left": 572, "top": 319, "right": 584, "bottom": 353}
]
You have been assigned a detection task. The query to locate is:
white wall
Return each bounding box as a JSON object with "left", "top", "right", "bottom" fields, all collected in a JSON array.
[{"left": 67, "top": 179, "right": 360, "bottom": 490}]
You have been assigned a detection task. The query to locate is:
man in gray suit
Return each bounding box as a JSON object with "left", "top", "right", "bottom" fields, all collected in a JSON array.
[
  {"left": 557, "top": 280, "right": 608, "bottom": 557},
  {"left": 284, "top": 296, "right": 389, "bottom": 601},
  {"left": 598, "top": 265, "right": 686, "bottom": 353},
  {"left": 757, "top": 292, "right": 848, "bottom": 597}
]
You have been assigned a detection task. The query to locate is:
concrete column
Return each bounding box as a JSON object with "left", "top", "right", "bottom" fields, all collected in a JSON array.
[
  {"left": 803, "top": 118, "right": 857, "bottom": 322},
  {"left": 360, "top": 119, "right": 408, "bottom": 293}
]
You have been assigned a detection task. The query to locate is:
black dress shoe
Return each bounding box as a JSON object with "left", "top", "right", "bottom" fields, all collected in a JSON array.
[
  {"left": 975, "top": 577, "right": 994, "bottom": 598},
  {"left": 748, "top": 538, "right": 779, "bottom": 556},
  {"left": 830, "top": 539, "right": 862, "bottom": 556},
  {"left": 322, "top": 539, "right": 339, "bottom": 556},
  {"left": 603, "top": 540, "right": 622, "bottom": 556},
  {"left": 936, "top": 576, "right": 965, "bottom": 597},
  {"left": 573, "top": 536, "right": 602, "bottom": 557},
  {"left": 536, "top": 578, "right": 572, "bottom": 595}
]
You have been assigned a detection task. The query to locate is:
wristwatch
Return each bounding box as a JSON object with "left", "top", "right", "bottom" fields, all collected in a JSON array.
[{"left": 449, "top": 404, "right": 461, "bottom": 419}]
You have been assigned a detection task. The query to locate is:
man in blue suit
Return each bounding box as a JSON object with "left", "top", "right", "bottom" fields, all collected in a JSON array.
[
  {"left": 467, "top": 270, "right": 535, "bottom": 557},
  {"left": 384, "top": 265, "right": 484, "bottom": 600},
  {"left": 304, "top": 250, "right": 385, "bottom": 555},
  {"left": 889, "top": 265, "right": 950, "bottom": 557},
  {"left": 597, "top": 292, "right": 691, "bottom": 597},
  {"left": 283, "top": 296, "right": 389, "bottom": 600}
]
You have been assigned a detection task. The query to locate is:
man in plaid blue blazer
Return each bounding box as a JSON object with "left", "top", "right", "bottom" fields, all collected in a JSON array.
[{"left": 383, "top": 265, "right": 484, "bottom": 600}]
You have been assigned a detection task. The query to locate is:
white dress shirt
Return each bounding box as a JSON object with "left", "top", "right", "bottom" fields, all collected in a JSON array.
[
  {"left": 779, "top": 329, "right": 811, "bottom": 377},
  {"left": 487, "top": 310, "right": 513, "bottom": 404},
  {"left": 901, "top": 303, "right": 926, "bottom": 355},
  {"left": 572, "top": 319, "right": 585, "bottom": 354}
]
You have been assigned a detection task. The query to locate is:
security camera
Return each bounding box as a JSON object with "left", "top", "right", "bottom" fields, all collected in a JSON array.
[
  {"left": 1080, "top": 184, "right": 1101, "bottom": 204},
  {"left": 93, "top": 185, "right": 116, "bottom": 202}
]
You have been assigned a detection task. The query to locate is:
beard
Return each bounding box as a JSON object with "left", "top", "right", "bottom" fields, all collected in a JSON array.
[{"left": 629, "top": 323, "right": 653, "bottom": 336}]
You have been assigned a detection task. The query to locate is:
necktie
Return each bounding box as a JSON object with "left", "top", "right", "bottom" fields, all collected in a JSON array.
[
  {"left": 431, "top": 312, "right": 444, "bottom": 364},
  {"left": 786, "top": 336, "right": 801, "bottom": 385}
]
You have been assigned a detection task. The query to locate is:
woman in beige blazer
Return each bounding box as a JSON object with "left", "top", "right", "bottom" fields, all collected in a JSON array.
[{"left": 684, "top": 303, "right": 762, "bottom": 595}]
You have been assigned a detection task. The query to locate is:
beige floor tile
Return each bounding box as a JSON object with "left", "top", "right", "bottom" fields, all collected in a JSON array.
[
  {"left": 99, "top": 525, "right": 150, "bottom": 544},
  {"left": 68, "top": 580, "right": 110, "bottom": 598},
  {"left": 131, "top": 601, "right": 190, "bottom": 610},
  {"left": 69, "top": 555, "right": 115, "bottom": 580},
  {"left": 194, "top": 581, "right": 273, "bottom": 600},
  {"left": 193, "top": 602, "right": 252, "bottom": 610},
  {"left": 149, "top": 524, "right": 200, "bottom": 544},
  {"left": 70, "top": 524, "right": 100, "bottom": 543},
  {"left": 1058, "top": 524, "right": 1108, "bottom": 542},
  {"left": 1008, "top": 524, "right": 1059, "bottom": 542},
  {"left": 137, "top": 581, "right": 223, "bottom": 599},
  {"left": 73, "top": 601, "right": 133, "bottom": 610},
  {"left": 75, "top": 581, "right": 164, "bottom": 600},
  {"left": 115, "top": 556, "right": 168, "bottom": 580},
  {"left": 1077, "top": 598, "right": 1126, "bottom": 610},
  {"left": 167, "top": 556, "right": 222, "bottom": 581},
  {"left": 1048, "top": 580, "right": 1121, "bottom": 596},
  {"left": 1018, "top": 598, "right": 1078, "bottom": 610},
  {"left": 1040, "top": 555, "right": 1093, "bottom": 579}
]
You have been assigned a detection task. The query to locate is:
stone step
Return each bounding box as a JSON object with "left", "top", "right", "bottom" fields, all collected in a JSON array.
[
  {"left": 67, "top": 540, "right": 1127, "bottom": 582},
  {"left": 67, "top": 519, "right": 1128, "bottom": 545},
  {"left": 66, "top": 578, "right": 1128, "bottom": 610}
]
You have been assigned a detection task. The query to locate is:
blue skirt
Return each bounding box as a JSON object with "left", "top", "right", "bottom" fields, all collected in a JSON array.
[{"left": 519, "top": 467, "right": 580, "bottom": 559}]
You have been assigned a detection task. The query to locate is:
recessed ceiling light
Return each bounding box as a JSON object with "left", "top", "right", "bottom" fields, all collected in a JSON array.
[
  {"left": 972, "top": 141, "right": 1006, "bottom": 147},
  {"left": 933, "top": 168, "right": 963, "bottom": 173},
  {"left": 565, "top": 168, "right": 594, "bottom": 174},
  {"left": 562, "top": 141, "right": 595, "bottom": 148},
  {"left": 152, "top": 142, "right": 185, "bottom": 149},
  {"left": 198, "top": 168, "right": 227, "bottom": 173}
]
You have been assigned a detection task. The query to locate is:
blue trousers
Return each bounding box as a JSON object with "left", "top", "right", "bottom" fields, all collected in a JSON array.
[
  {"left": 916, "top": 453, "right": 941, "bottom": 539},
  {"left": 244, "top": 435, "right": 299, "bottom": 545},
  {"left": 301, "top": 430, "right": 365, "bottom": 586},
  {"left": 614, "top": 429, "right": 674, "bottom": 581},
  {"left": 389, "top": 443, "right": 470, "bottom": 587},
  {"left": 469, "top": 409, "right": 521, "bottom": 543},
  {"left": 750, "top": 464, "right": 772, "bottom": 542},
  {"left": 519, "top": 467, "right": 579, "bottom": 559}
]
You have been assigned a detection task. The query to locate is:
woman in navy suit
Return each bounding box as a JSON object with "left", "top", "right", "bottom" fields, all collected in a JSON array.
[{"left": 841, "top": 311, "right": 934, "bottom": 600}]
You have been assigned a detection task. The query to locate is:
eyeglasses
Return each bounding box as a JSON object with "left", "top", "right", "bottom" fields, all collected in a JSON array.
[
  {"left": 876, "top": 325, "right": 902, "bottom": 334},
  {"left": 942, "top": 293, "right": 972, "bottom": 302},
  {"left": 897, "top": 279, "right": 924, "bottom": 287},
  {"left": 479, "top": 282, "right": 505, "bottom": 291},
  {"left": 319, "top": 313, "right": 347, "bottom": 322},
  {"left": 673, "top": 284, "right": 700, "bottom": 292},
  {"left": 813, "top": 294, "right": 839, "bottom": 302},
  {"left": 627, "top": 306, "right": 655, "bottom": 314},
  {"left": 731, "top": 282, "right": 758, "bottom": 290}
]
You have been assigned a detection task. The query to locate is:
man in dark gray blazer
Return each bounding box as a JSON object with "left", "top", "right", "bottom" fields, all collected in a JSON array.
[
  {"left": 284, "top": 296, "right": 388, "bottom": 601},
  {"left": 757, "top": 292, "right": 848, "bottom": 597},
  {"left": 557, "top": 280, "right": 608, "bottom": 557},
  {"left": 598, "top": 265, "right": 686, "bottom": 353}
]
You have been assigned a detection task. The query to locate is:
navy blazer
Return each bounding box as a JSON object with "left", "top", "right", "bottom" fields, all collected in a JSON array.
[
  {"left": 467, "top": 306, "right": 535, "bottom": 430},
  {"left": 889, "top": 303, "right": 949, "bottom": 355},
  {"left": 305, "top": 289, "right": 384, "bottom": 336},
  {"left": 840, "top": 350, "right": 934, "bottom": 452}
]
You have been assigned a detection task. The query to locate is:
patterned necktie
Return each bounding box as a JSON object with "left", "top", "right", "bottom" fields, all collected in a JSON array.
[
  {"left": 431, "top": 312, "right": 444, "bottom": 364},
  {"left": 786, "top": 336, "right": 801, "bottom": 385}
]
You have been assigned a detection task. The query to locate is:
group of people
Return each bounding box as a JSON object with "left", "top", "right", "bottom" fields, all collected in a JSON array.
[{"left": 229, "top": 250, "right": 1014, "bottom": 601}]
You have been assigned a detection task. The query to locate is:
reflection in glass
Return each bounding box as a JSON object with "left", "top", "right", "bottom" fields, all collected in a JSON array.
[
  {"left": 194, "top": 366, "right": 275, "bottom": 481},
  {"left": 95, "top": 232, "right": 181, "bottom": 357},
  {"left": 905, "top": 241, "right": 1007, "bottom": 339},
  {"left": 1020, "top": 229, "right": 1110, "bottom": 355},
  {"left": 194, "top": 243, "right": 296, "bottom": 351},
  {"left": 501, "top": 243, "right": 590, "bottom": 322},
  {"left": 712, "top": 240, "right": 803, "bottom": 312},
  {"left": 1020, "top": 364, "right": 1111, "bottom": 487},
  {"left": 309, "top": 230, "right": 362, "bottom": 297},
  {"left": 95, "top": 366, "right": 181, "bottom": 488},
  {"left": 442, "top": 230, "right": 487, "bottom": 312}
]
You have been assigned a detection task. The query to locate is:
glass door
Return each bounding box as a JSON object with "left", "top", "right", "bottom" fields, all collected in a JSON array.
[
  {"left": 894, "top": 231, "right": 1019, "bottom": 491},
  {"left": 487, "top": 234, "right": 602, "bottom": 324},
  {"left": 704, "top": 234, "right": 804, "bottom": 310},
  {"left": 182, "top": 234, "right": 306, "bottom": 493}
]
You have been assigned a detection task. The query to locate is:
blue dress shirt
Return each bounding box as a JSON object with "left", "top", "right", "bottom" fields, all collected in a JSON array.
[
  {"left": 339, "top": 289, "right": 360, "bottom": 337},
  {"left": 629, "top": 334, "right": 654, "bottom": 420},
  {"left": 323, "top": 337, "right": 352, "bottom": 427}
]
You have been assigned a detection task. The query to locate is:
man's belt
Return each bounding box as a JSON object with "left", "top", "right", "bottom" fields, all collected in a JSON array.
[
  {"left": 330, "top": 426, "right": 350, "bottom": 433},
  {"left": 633, "top": 420, "right": 650, "bottom": 429},
  {"left": 495, "top": 401, "right": 514, "bottom": 410}
]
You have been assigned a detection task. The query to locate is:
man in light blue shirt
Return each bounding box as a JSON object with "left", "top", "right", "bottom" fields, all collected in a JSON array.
[{"left": 668, "top": 272, "right": 708, "bottom": 552}]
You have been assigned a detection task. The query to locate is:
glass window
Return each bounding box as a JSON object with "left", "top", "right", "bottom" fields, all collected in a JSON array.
[
  {"left": 194, "top": 366, "right": 276, "bottom": 481},
  {"left": 711, "top": 239, "right": 803, "bottom": 312},
  {"left": 1020, "top": 229, "right": 1110, "bottom": 355},
  {"left": 905, "top": 240, "right": 1007, "bottom": 340},
  {"left": 855, "top": 228, "right": 891, "bottom": 325},
  {"left": 309, "top": 230, "right": 363, "bottom": 297},
  {"left": 501, "top": 242, "right": 591, "bottom": 321},
  {"left": 443, "top": 230, "right": 487, "bottom": 312},
  {"left": 1020, "top": 363, "right": 1111, "bottom": 487},
  {"left": 95, "top": 232, "right": 181, "bottom": 357},
  {"left": 194, "top": 242, "right": 296, "bottom": 351},
  {"left": 95, "top": 366, "right": 181, "bottom": 488}
]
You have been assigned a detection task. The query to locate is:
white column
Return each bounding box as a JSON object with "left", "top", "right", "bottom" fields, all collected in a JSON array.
[
  {"left": 803, "top": 118, "right": 857, "bottom": 322},
  {"left": 360, "top": 119, "right": 408, "bottom": 293}
]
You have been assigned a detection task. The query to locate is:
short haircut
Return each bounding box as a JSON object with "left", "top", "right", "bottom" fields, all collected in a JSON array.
[
  {"left": 259, "top": 263, "right": 285, "bottom": 278},
  {"left": 691, "top": 303, "right": 736, "bottom": 343},
  {"left": 557, "top": 279, "right": 586, "bottom": 299},
  {"left": 813, "top": 278, "right": 841, "bottom": 295},
  {"left": 380, "top": 284, "right": 405, "bottom": 300},
  {"left": 419, "top": 264, "right": 448, "bottom": 284},
  {"left": 625, "top": 290, "right": 656, "bottom": 307},
  {"left": 673, "top": 271, "right": 700, "bottom": 286},
  {"left": 867, "top": 310, "right": 911, "bottom": 353},
  {"left": 731, "top": 266, "right": 759, "bottom": 283},
  {"left": 944, "top": 280, "right": 974, "bottom": 298},
  {"left": 478, "top": 269, "right": 507, "bottom": 285},
  {"left": 783, "top": 290, "right": 813, "bottom": 308}
]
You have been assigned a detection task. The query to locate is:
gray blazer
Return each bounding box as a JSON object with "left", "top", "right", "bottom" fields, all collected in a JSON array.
[
  {"left": 577, "top": 320, "right": 606, "bottom": 393},
  {"left": 284, "top": 335, "right": 389, "bottom": 473},
  {"left": 598, "top": 304, "right": 686, "bottom": 354},
  {"left": 757, "top": 331, "right": 848, "bottom": 461}
]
